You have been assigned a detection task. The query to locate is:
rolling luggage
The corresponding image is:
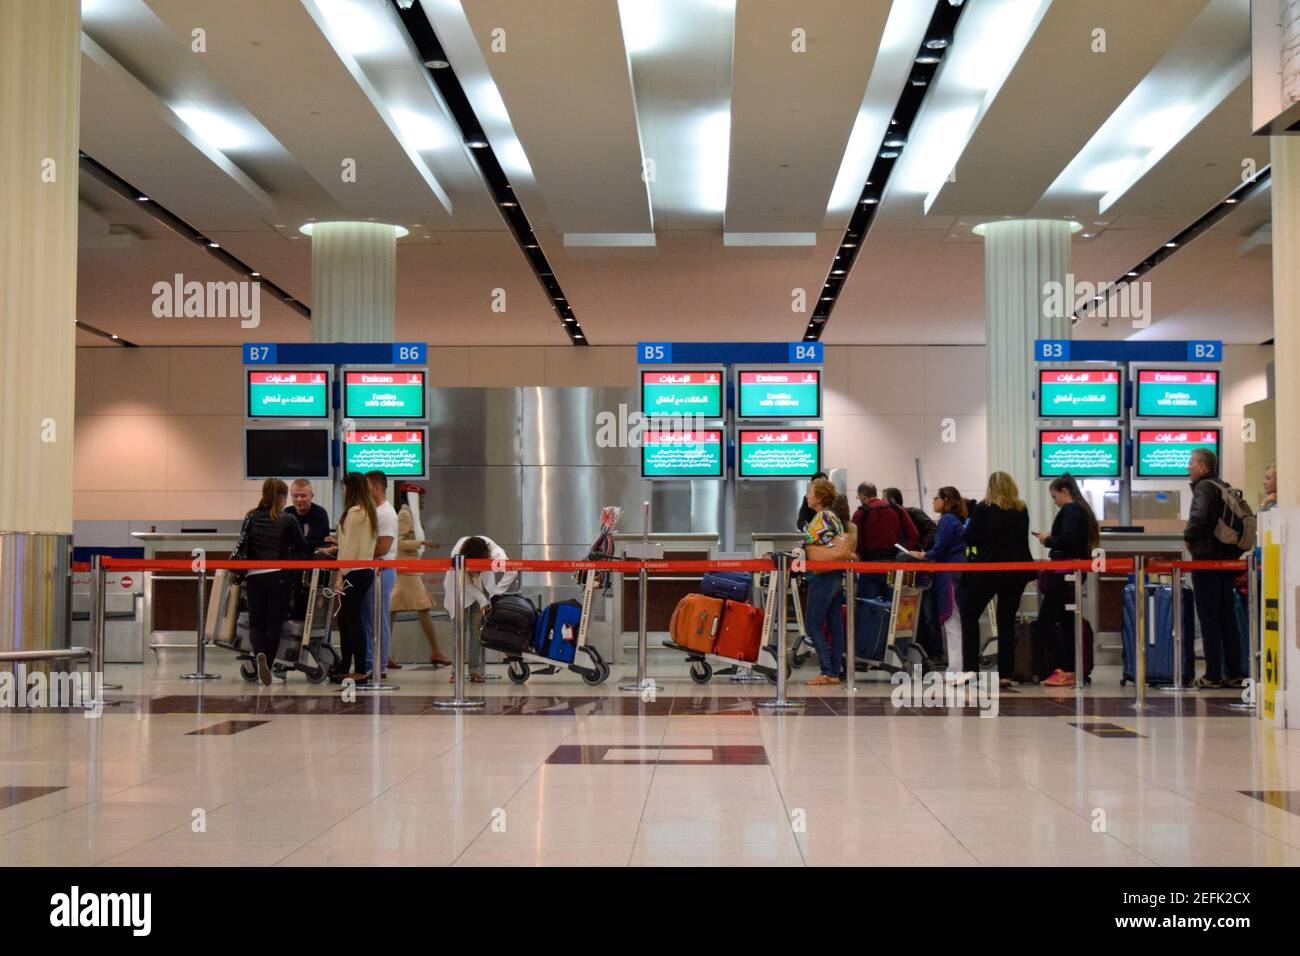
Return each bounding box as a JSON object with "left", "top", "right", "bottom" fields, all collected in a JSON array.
[
  {"left": 670, "top": 594, "right": 724, "bottom": 653},
  {"left": 480, "top": 594, "right": 539, "bottom": 655},
  {"left": 714, "top": 599, "right": 764, "bottom": 662},
  {"left": 1009, "top": 617, "right": 1039, "bottom": 683},
  {"left": 701, "top": 571, "right": 752, "bottom": 602},
  {"left": 533, "top": 600, "right": 582, "bottom": 664},
  {"left": 848, "top": 597, "right": 892, "bottom": 662},
  {"left": 1122, "top": 583, "right": 1196, "bottom": 685}
]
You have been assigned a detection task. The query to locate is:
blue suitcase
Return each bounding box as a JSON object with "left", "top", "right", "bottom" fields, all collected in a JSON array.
[
  {"left": 701, "top": 571, "right": 751, "bottom": 602},
  {"left": 849, "top": 597, "right": 892, "bottom": 662},
  {"left": 533, "top": 600, "right": 582, "bottom": 664},
  {"left": 1122, "top": 583, "right": 1195, "bottom": 685}
]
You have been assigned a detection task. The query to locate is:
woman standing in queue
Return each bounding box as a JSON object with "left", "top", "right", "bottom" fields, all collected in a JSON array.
[
  {"left": 959, "top": 471, "right": 1035, "bottom": 688},
  {"left": 802, "top": 477, "right": 852, "bottom": 686},
  {"left": 240, "top": 478, "right": 312, "bottom": 686},
  {"left": 389, "top": 483, "right": 452, "bottom": 667},
  {"left": 907, "top": 486, "right": 967, "bottom": 682},
  {"left": 328, "top": 472, "right": 378, "bottom": 681},
  {"left": 1035, "top": 473, "right": 1099, "bottom": 687}
]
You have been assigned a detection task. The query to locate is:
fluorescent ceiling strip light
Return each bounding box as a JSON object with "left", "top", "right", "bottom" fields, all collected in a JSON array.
[
  {"left": 563, "top": 233, "right": 657, "bottom": 247},
  {"left": 921, "top": 0, "right": 1051, "bottom": 214},
  {"left": 723, "top": 232, "right": 817, "bottom": 247},
  {"left": 1097, "top": 57, "right": 1249, "bottom": 213}
]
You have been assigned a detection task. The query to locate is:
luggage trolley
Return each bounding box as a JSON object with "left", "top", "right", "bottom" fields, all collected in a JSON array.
[
  {"left": 663, "top": 563, "right": 786, "bottom": 685},
  {"left": 211, "top": 568, "right": 340, "bottom": 684},
  {"left": 497, "top": 564, "right": 611, "bottom": 686}
]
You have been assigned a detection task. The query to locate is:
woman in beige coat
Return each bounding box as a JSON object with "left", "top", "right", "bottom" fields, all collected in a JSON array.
[{"left": 389, "top": 488, "right": 452, "bottom": 666}]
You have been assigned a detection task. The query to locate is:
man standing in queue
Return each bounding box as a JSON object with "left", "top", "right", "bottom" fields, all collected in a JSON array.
[
  {"left": 362, "top": 471, "right": 400, "bottom": 678},
  {"left": 288, "top": 479, "right": 331, "bottom": 551},
  {"left": 1183, "top": 448, "right": 1246, "bottom": 689}
]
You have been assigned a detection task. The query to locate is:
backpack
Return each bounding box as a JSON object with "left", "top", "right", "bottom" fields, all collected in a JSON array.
[
  {"left": 1208, "top": 479, "right": 1256, "bottom": 554},
  {"left": 907, "top": 507, "right": 937, "bottom": 551}
]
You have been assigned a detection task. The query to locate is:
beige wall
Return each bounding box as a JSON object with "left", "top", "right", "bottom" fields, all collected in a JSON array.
[{"left": 73, "top": 343, "right": 1271, "bottom": 521}]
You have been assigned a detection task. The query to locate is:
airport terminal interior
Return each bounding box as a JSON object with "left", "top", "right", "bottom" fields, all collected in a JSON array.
[{"left": 5, "top": 0, "right": 1300, "bottom": 874}]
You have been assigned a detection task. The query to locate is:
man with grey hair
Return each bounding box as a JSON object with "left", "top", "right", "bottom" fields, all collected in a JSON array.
[{"left": 1183, "top": 448, "right": 1245, "bottom": 689}]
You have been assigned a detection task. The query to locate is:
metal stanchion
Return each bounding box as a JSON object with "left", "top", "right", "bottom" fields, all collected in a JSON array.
[
  {"left": 180, "top": 567, "right": 219, "bottom": 681},
  {"left": 433, "top": 553, "right": 484, "bottom": 709},
  {"left": 1070, "top": 569, "right": 1084, "bottom": 698},
  {"left": 1136, "top": 558, "right": 1149, "bottom": 702},
  {"left": 843, "top": 568, "right": 857, "bottom": 693},
  {"left": 1227, "top": 551, "right": 1259, "bottom": 713},
  {"left": 357, "top": 564, "right": 398, "bottom": 692},
  {"left": 620, "top": 500, "right": 659, "bottom": 694},
  {"left": 757, "top": 553, "right": 803, "bottom": 711},
  {"left": 1160, "top": 566, "right": 1196, "bottom": 693}
]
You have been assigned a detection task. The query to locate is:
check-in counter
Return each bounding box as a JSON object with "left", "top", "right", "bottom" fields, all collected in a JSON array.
[
  {"left": 132, "top": 532, "right": 237, "bottom": 654},
  {"left": 70, "top": 568, "right": 144, "bottom": 663},
  {"left": 1092, "top": 527, "right": 1187, "bottom": 646},
  {"left": 611, "top": 532, "right": 720, "bottom": 660}
]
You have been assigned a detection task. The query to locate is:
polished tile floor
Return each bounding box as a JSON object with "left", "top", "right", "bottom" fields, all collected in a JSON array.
[{"left": 1, "top": 656, "right": 1298, "bottom": 867}]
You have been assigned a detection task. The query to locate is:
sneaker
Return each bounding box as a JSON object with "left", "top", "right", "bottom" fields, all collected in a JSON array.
[
  {"left": 1043, "top": 670, "right": 1075, "bottom": 687},
  {"left": 255, "top": 653, "right": 272, "bottom": 686},
  {"left": 1192, "top": 675, "right": 1224, "bottom": 689}
]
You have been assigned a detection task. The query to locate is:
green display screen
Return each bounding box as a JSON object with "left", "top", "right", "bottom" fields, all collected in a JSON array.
[
  {"left": 344, "top": 370, "right": 426, "bottom": 419},
  {"left": 1038, "top": 368, "right": 1121, "bottom": 418},
  {"left": 738, "top": 369, "right": 821, "bottom": 419},
  {"left": 1135, "top": 429, "right": 1220, "bottom": 478},
  {"left": 246, "top": 370, "right": 329, "bottom": 419},
  {"left": 1037, "top": 430, "right": 1122, "bottom": 479},
  {"left": 641, "top": 369, "right": 723, "bottom": 418},
  {"left": 640, "top": 430, "right": 724, "bottom": 478},
  {"left": 737, "top": 429, "right": 822, "bottom": 479},
  {"left": 343, "top": 429, "right": 427, "bottom": 477},
  {"left": 1136, "top": 369, "right": 1219, "bottom": 418}
]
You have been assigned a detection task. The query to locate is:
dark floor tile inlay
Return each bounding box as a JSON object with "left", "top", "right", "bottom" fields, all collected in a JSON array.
[
  {"left": 547, "top": 744, "right": 768, "bottom": 766},
  {"left": 187, "top": 719, "right": 270, "bottom": 736},
  {"left": 1239, "top": 790, "right": 1300, "bottom": 817},
  {"left": 1070, "top": 721, "right": 1146, "bottom": 739},
  {"left": 0, "top": 786, "right": 67, "bottom": 809}
]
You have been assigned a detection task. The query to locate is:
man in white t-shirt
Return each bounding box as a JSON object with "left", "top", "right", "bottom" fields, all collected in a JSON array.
[{"left": 362, "top": 471, "right": 399, "bottom": 676}]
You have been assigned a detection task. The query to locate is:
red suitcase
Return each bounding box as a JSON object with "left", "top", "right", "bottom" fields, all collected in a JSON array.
[
  {"left": 714, "top": 599, "right": 764, "bottom": 662},
  {"left": 670, "top": 594, "right": 724, "bottom": 653}
]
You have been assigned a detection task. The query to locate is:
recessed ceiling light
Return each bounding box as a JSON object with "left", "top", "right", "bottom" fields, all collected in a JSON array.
[
  {"left": 208, "top": 241, "right": 220, "bottom": 248},
  {"left": 880, "top": 149, "right": 900, "bottom": 159},
  {"left": 1165, "top": 241, "right": 1177, "bottom": 248},
  {"left": 1081, "top": 233, "right": 1094, "bottom": 239},
  {"left": 1225, "top": 197, "right": 1239, "bottom": 204},
  {"left": 883, "top": 137, "right": 906, "bottom": 148},
  {"left": 466, "top": 139, "right": 489, "bottom": 149},
  {"left": 1127, "top": 271, "right": 1138, "bottom": 277},
  {"left": 136, "top": 195, "right": 149, "bottom": 202},
  {"left": 915, "top": 54, "right": 941, "bottom": 65},
  {"left": 424, "top": 59, "right": 450, "bottom": 69},
  {"left": 820, "top": 296, "right": 833, "bottom": 301},
  {"left": 501, "top": 201, "right": 517, "bottom": 208},
  {"left": 924, "top": 37, "right": 950, "bottom": 50},
  {"left": 861, "top": 197, "right": 879, "bottom": 205},
  {"left": 250, "top": 271, "right": 260, "bottom": 277},
  {"left": 111, "top": 334, "right": 119, "bottom": 339},
  {"left": 832, "top": 269, "right": 846, "bottom": 275},
  {"left": 841, "top": 242, "right": 856, "bottom": 248},
  {"left": 910, "top": 76, "right": 928, "bottom": 87}
]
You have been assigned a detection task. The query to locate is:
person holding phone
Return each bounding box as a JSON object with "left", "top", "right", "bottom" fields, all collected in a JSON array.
[{"left": 907, "top": 487, "right": 967, "bottom": 681}]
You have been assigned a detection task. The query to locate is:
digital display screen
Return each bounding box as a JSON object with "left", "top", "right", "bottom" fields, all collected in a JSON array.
[
  {"left": 640, "top": 369, "right": 724, "bottom": 418},
  {"left": 1037, "top": 430, "right": 1123, "bottom": 479},
  {"left": 246, "top": 370, "right": 330, "bottom": 419},
  {"left": 1135, "top": 428, "right": 1221, "bottom": 478},
  {"left": 640, "top": 429, "right": 725, "bottom": 479},
  {"left": 244, "top": 428, "right": 331, "bottom": 478},
  {"left": 1135, "top": 369, "right": 1219, "bottom": 419},
  {"left": 737, "top": 368, "right": 822, "bottom": 419},
  {"left": 342, "top": 429, "right": 428, "bottom": 478},
  {"left": 1038, "top": 367, "right": 1121, "bottom": 418},
  {"left": 737, "top": 429, "right": 823, "bottom": 479},
  {"left": 343, "top": 369, "right": 427, "bottom": 420}
]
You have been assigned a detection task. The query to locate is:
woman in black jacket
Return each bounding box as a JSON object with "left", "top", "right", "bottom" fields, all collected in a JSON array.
[
  {"left": 240, "top": 477, "right": 312, "bottom": 685},
  {"left": 960, "top": 471, "right": 1035, "bottom": 687},
  {"left": 1035, "top": 474, "right": 1099, "bottom": 687}
]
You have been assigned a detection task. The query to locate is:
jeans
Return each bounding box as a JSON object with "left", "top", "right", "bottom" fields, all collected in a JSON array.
[
  {"left": 1191, "top": 569, "right": 1244, "bottom": 681},
  {"left": 245, "top": 571, "right": 294, "bottom": 664},
  {"left": 362, "top": 566, "right": 397, "bottom": 671},
  {"left": 806, "top": 572, "right": 845, "bottom": 677}
]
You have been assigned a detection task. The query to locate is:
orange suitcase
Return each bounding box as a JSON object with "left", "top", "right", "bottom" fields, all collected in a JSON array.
[
  {"left": 670, "top": 594, "right": 723, "bottom": 653},
  {"left": 715, "top": 600, "right": 764, "bottom": 662}
]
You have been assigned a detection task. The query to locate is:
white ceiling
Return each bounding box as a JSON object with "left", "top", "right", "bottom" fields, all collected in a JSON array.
[{"left": 74, "top": 0, "right": 1278, "bottom": 348}]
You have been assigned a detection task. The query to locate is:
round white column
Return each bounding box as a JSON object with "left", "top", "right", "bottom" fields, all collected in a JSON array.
[
  {"left": 1271, "top": 136, "right": 1300, "bottom": 509},
  {"left": 0, "top": 0, "right": 79, "bottom": 653},
  {"left": 306, "top": 221, "right": 401, "bottom": 342},
  {"left": 979, "top": 219, "right": 1075, "bottom": 537}
]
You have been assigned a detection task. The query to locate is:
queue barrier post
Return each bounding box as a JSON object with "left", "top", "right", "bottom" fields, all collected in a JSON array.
[
  {"left": 843, "top": 567, "right": 857, "bottom": 694},
  {"left": 357, "top": 562, "right": 398, "bottom": 693},
  {"left": 1160, "top": 565, "right": 1196, "bottom": 694},
  {"left": 433, "top": 552, "right": 484, "bottom": 710},
  {"left": 1227, "top": 550, "right": 1259, "bottom": 713},
  {"left": 87, "top": 555, "right": 105, "bottom": 706},
  {"left": 1133, "top": 556, "right": 1147, "bottom": 710},
  {"left": 1070, "top": 568, "right": 1083, "bottom": 699},
  {"left": 619, "top": 501, "right": 661, "bottom": 694},
  {"left": 757, "top": 552, "right": 803, "bottom": 711},
  {"left": 180, "top": 564, "right": 219, "bottom": 681}
]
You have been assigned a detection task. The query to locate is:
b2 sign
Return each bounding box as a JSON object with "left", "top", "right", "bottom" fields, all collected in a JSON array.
[
  {"left": 1037, "top": 430, "right": 1122, "bottom": 479},
  {"left": 1135, "top": 369, "right": 1219, "bottom": 419},
  {"left": 1038, "top": 368, "right": 1121, "bottom": 418}
]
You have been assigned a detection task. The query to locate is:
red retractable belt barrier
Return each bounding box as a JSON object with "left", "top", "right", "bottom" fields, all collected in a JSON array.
[
  {"left": 1144, "top": 558, "right": 1247, "bottom": 574},
  {"left": 100, "top": 557, "right": 407, "bottom": 572},
  {"left": 800, "top": 558, "right": 1132, "bottom": 574}
]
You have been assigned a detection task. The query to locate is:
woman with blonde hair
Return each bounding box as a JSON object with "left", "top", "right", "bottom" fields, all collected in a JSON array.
[
  {"left": 326, "top": 472, "right": 378, "bottom": 681},
  {"left": 238, "top": 477, "right": 312, "bottom": 685},
  {"left": 802, "top": 477, "right": 853, "bottom": 685},
  {"left": 389, "top": 483, "right": 451, "bottom": 667},
  {"left": 959, "top": 471, "right": 1034, "bottom": 687}
]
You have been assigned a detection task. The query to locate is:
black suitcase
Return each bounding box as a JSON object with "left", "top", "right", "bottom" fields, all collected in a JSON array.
[{"left": 480, "top": 594, "right": 538, "bottom": 654}]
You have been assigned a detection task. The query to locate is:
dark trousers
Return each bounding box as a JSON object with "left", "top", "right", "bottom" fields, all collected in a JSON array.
[
  {"left": 337, "top": 569, "right": 374, "bottom": 674},
  {"left": 1191, "top": 569, "right": 1244, "bottom": 681},
  {"left": 1036, "top": 572, "right": 1075, "bottom": 673},
  {"left": 960, "top": 573, "right": 1027, "bottom": 675},
  {"left": 245, "top": 571, "right": 294, "bottom": 664}
]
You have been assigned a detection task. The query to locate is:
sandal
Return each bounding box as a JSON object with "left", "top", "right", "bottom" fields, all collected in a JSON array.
[
  {"left": 806, "top": 674, "right": 840, "bottom": 686},
  {"left": 1193, "top": 675, "right": 1224, "bottom": 689}
]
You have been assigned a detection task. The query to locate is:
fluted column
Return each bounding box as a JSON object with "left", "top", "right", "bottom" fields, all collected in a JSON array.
[
  {"left": 980, "top": 219, "right": 1074, "bottom": 537},
  {"left": 1272, "top": 137, "right": 1300, "bottom": 508},
  {"left": 308, "top": 221, "right": 399, "bottom": 342},
  {"left": 0, "top": 0, "right": 80, "bottom": 652}
]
